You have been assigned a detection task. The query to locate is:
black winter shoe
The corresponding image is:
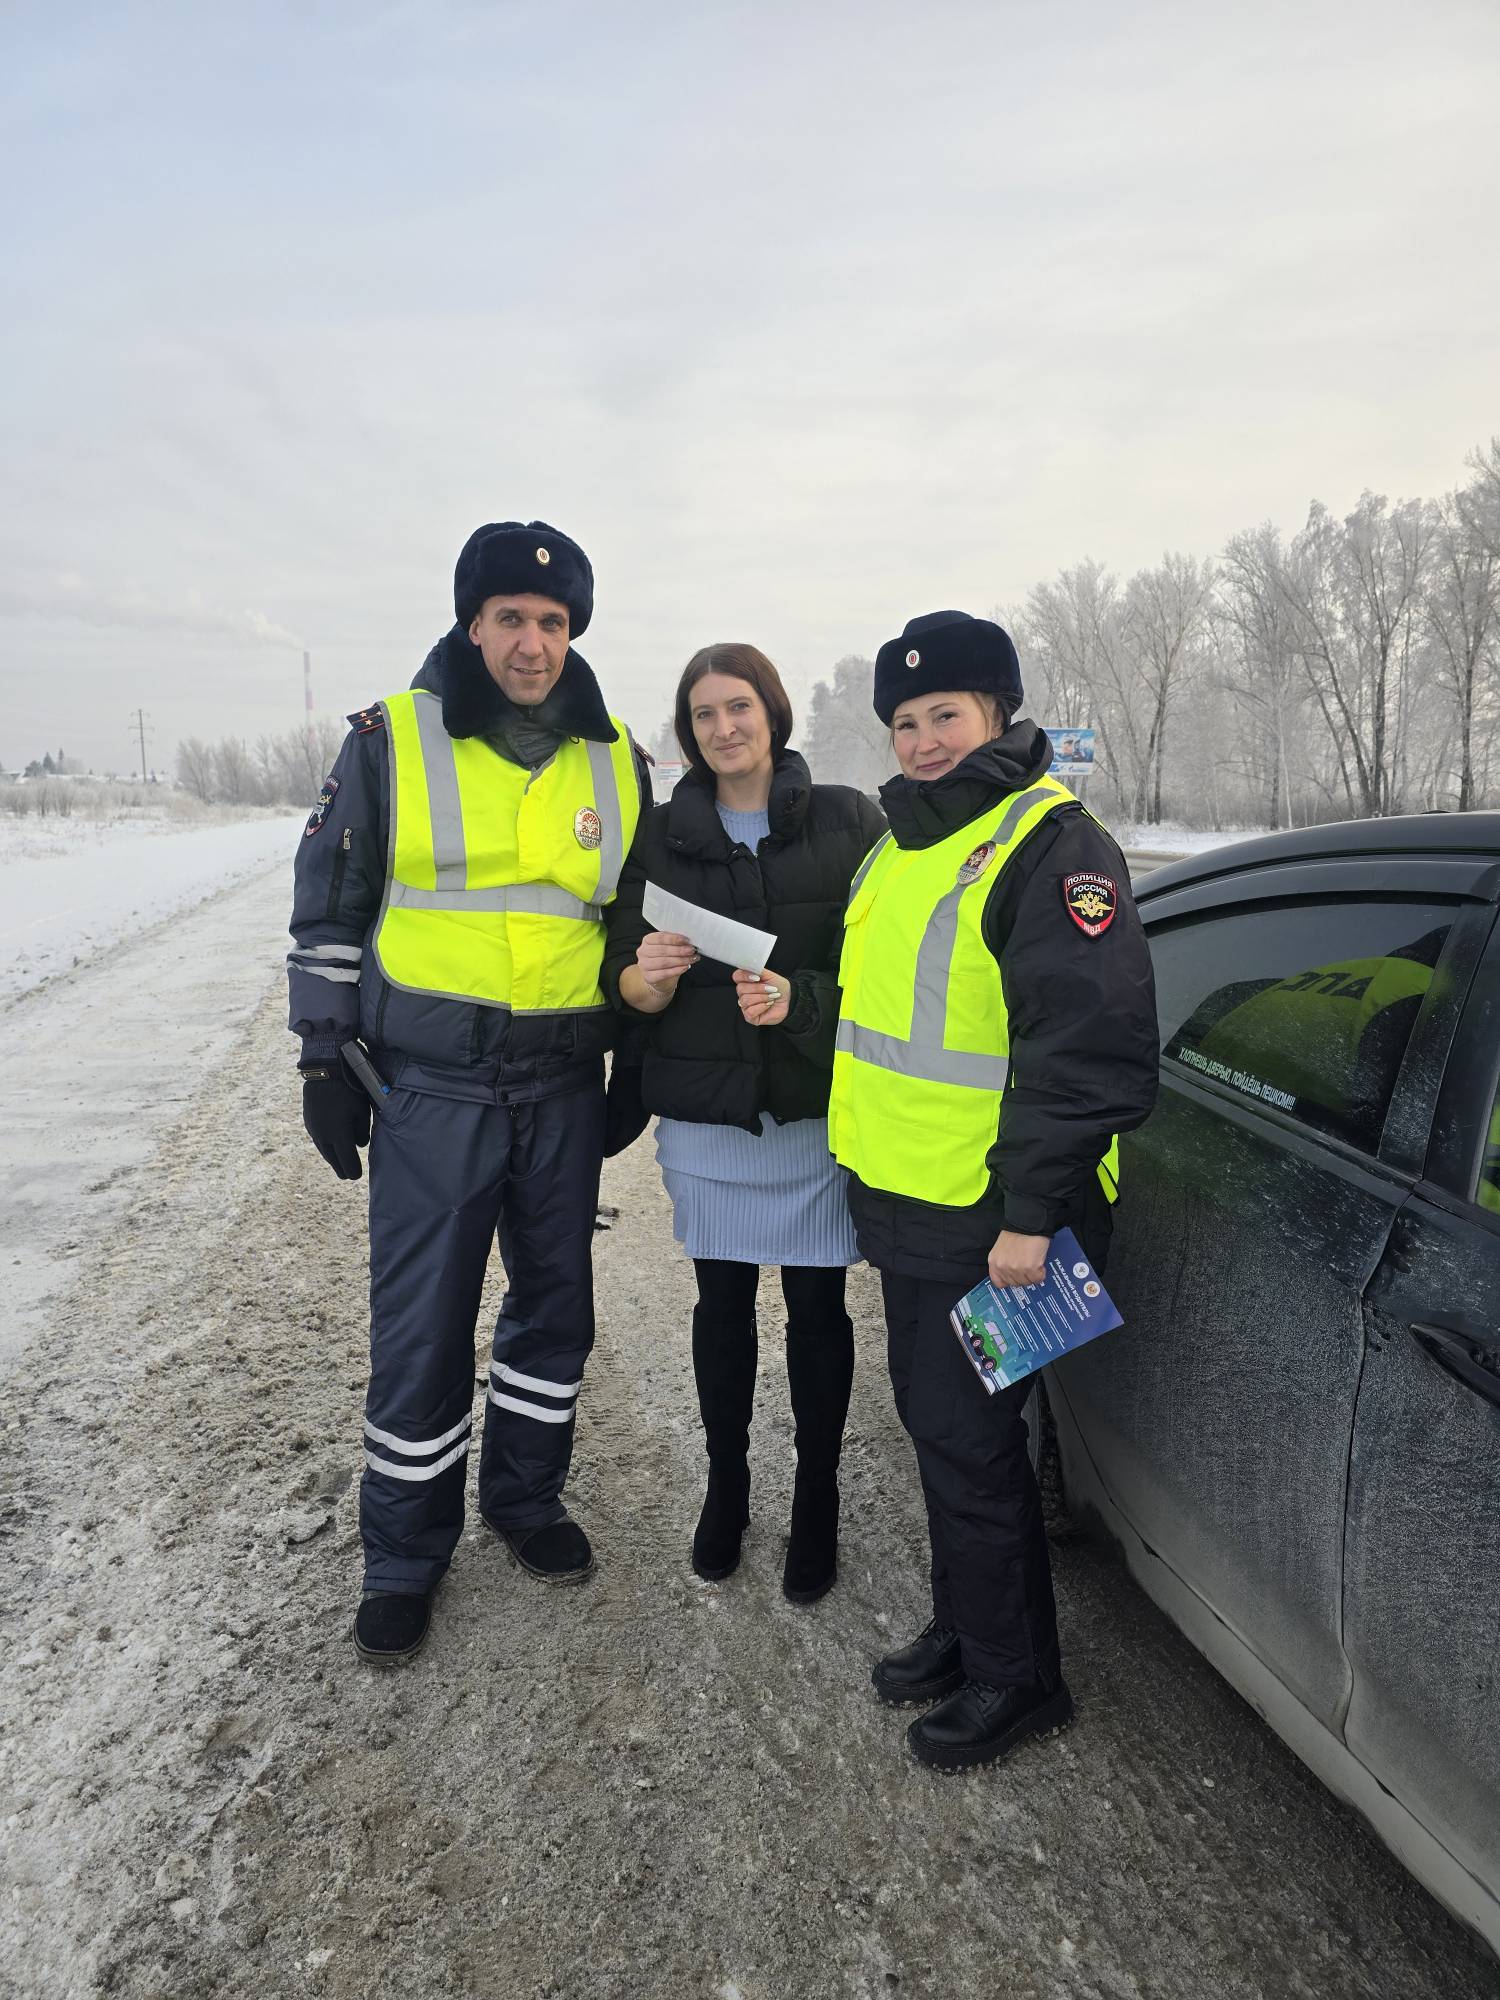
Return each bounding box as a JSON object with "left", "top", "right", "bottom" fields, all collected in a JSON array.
[
  {"left": 782, "top": 1469, "right": 838, "bottom": 1604},
  {"left": 353, "top": 1591, "right": 432, "bottom": 1662},
  {"left": 906, "top": 1677, "right": 1074, "bottom": 1771},
  {"left": 692, "top": 1462, "right": 750, "bottom": 1581},
  {"left": 871, "top": 1619, "right": 964, "bottom": 1706},
  {"left": 488, "top": 1515, "right": 595, "bottom": 1583}
]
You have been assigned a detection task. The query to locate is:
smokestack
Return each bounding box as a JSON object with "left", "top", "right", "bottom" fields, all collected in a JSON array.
[{"left": 303, "top": 649, "right": 315, "bottom": 755}]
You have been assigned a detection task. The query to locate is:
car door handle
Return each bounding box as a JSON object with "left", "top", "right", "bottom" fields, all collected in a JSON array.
[{"left": 1409, "top": 1323, "right": 1500, "bottom": 1410}]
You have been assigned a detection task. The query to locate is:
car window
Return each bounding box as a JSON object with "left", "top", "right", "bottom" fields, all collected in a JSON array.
[
  {"left": 1150, "top": 899, "right": 1455, "bottom": 1154},
  {"left": 1479, "top": 1084, "right": 1500, "bottom": 1216}
]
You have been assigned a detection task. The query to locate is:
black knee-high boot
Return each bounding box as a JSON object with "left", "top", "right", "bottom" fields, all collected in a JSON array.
[
  {"left": 690, "top": 1260, "right": 759, "bottom": 1581},
  {"left": 781, "top": 1267, "right": 855, "bottom": 1604}
]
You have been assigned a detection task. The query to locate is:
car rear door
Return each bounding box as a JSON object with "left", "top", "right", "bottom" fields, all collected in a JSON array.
[
  {"left": 1342, "top": 893, "right": 1500, "bottom": 1908},
  {"left": 1054, "top": 860, "right": 1472, "bottom": 1733}
]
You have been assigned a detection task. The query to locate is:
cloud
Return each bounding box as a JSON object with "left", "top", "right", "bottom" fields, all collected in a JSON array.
[{"left": 0, "top": 575, "right": 301, "bottom": 648}]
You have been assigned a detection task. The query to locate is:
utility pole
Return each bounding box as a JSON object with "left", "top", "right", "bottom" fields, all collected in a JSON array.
[{"left": 131, "top": 708, "right": 149, "bottom": 784}]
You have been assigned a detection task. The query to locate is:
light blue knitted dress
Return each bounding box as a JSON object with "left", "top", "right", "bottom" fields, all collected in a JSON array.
[{"left": 654, "top": 802, "right": 859, "bottom": 1268}]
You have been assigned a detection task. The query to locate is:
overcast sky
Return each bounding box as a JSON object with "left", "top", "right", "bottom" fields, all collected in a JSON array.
[{"left": 3, "top": 0, "right": 1497, "bottom": 775}]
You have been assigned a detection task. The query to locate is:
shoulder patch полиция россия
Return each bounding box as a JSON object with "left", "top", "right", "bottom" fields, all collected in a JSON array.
[{"left": 1062, "top": 871, "right": 1117, "bottom": 937}]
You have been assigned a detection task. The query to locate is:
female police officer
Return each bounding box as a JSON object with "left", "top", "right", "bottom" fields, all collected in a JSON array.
[{"left": 825, "top": 610, "right": 1158, "bottom": 1770}]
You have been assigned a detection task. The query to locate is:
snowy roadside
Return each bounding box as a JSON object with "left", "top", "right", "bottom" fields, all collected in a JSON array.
[
  {"left": 0, "top": 812, "right": 305, "bottom": 1005},
  {"left": 1113, "top": 821, "right": 1261, "bottom": 858},
  {"left": 0, "top": 859, "right": 296, "bottom": 1378}
]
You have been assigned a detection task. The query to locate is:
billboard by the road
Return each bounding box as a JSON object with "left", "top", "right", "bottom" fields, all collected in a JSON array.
[{"left": 1044, "top": 727, "right": 1096, "bottom": 778}]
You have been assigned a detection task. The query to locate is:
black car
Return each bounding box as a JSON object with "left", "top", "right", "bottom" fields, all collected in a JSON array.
[{"left": 1046, "top": 813, "right": 1500, "bottom": 1952}]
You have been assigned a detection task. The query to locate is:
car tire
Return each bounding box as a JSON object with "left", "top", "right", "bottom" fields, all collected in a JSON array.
[{"left": 1024, "top": 1382, "right": 1071, "bottom": 1535}]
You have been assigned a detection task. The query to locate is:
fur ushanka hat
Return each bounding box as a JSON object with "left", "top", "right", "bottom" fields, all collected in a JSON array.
[
  {"left": 453, "top": 520, "right": 594, "bottom": 637},
  {"left": 873, "top": 610, "right": 1022, "bottom": 724}
]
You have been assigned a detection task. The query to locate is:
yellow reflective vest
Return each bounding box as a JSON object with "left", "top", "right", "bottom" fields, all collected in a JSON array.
[
  {"left": 829, "top": 774, "right": 1120, "bottom": 1210},
  {"left": 371, "top": 688, "right": 640, "bottom": 1014}
]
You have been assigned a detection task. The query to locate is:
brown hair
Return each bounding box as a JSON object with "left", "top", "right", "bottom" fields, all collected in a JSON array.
[{"left": 673, "top": 643, "right": 795, "bottom": 772}]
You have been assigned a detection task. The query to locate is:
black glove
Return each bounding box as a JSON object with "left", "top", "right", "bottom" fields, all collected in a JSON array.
[{"left": 301, "top": 1065, "right": 372, "bottom": 1180}]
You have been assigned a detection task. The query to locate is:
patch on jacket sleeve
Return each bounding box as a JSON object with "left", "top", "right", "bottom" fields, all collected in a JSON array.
[
  {"left": 1062, "top": 870, "right": 1117, "bottom": 936},
  {"left": 304, "top": 774, "right": 339, "bottom": 838},
  {"left": 346, "top": 705, "right": 385, "bottom": 734}
]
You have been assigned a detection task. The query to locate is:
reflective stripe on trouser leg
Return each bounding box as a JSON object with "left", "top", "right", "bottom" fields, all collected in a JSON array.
[
  {"left": 362, "top": 1088, "right": 512, "bottom": 1594},
  {"left": 479, "top": 1083, "right": 606, "bottom": 1530}
]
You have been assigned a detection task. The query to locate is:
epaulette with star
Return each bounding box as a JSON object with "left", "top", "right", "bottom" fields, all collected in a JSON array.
[{"left": 347, "top": 705, "right": 385, "bottom": 734}]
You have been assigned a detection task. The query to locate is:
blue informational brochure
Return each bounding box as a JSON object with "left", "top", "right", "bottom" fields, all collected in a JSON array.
[{"left": 948, "top": 1227, "right": 1123, "bottom": 1394}]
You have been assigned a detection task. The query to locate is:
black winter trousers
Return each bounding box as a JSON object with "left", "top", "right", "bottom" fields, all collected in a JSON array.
[
  {"left": 879, "top": 1196, "right": 1112, "bottom": 1690},
  {"left": 690, "top": 1260, "right": 853, "bottom": 1477}
]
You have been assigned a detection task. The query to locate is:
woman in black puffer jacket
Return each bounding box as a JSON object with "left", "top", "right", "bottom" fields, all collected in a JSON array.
[{"left": 603, "top": 644, "right": 885, "bottom": 1602}]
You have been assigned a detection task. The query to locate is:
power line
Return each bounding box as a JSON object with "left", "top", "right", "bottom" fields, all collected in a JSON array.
[{"left": 129, "top": 709, "right": 150, "bottom": 784}]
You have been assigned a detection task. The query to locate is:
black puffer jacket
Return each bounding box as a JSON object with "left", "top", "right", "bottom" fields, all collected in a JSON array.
[
  {"left": 846, "top": 721, "right": 1160, "bottom": 1282},
  {"left": 602, "top": 750, "right": 886, "bottom": 1132}
]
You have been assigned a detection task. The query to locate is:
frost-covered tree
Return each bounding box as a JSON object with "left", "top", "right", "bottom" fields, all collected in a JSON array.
[
  {"left": 1122, "top": 553, "right": 1214, "bottom": 825},
  {"left": 802, "top": 655, "right": 889, "bottom": 793},
  {"left": 1275, "top": 493, "right": 1437, "bottom": 817},
  {"left": 1022, "top": 562, "right": 1153, "bottom": 819},
  {"left": 211, "top": 737, "right": 258, "bottom": 805},
  {"left": 1427, "top": 483, "right": 1500, "bottom": 811},
  {"left": 1214, "top": 526, "right": 1311, "bottom": 830},
  {"left": 254, "top": 719, "right": 344, "bottom": 804},
  {"left": 175, "top": 738, "right": 216, "bottom": 803}
]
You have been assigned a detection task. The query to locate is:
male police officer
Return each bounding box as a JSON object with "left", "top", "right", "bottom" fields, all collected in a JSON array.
[{"left": 288, "top": 520, "right": 644, "bottom": 1661}]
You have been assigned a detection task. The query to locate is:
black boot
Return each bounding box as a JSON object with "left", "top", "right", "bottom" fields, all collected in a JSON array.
[
  {"left": 690, "top": 1264, "right": 758, "bottom": 1582},
  {"left": 353, "top": 1590, "right": 432, "bottom": 1662},
  {"left": 782, "top": 1467, "right": 839, "bottom": 1603},
  {"left": 906, "top": 1677, "right": 1074, "bottom": 1771},
  {"left": 871, "top": 1618, "right": 964, "bottom": 1706},
  {"left": 781, "top": 1270, "right": 854, "bottom": 1605},
  {"left": 484, "top": 1512, "right": 595, "bottom": 1582},
  {"left": 692, "top": 1460, "right": 751, "bottom": 1581}
]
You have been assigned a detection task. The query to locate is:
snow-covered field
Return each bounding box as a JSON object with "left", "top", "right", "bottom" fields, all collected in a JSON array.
[{"left": 0, "top": 810, "right": 304, "bottom": 1004}]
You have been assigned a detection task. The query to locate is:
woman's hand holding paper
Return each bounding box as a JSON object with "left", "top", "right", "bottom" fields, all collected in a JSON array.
[
  {"left": 635, "top": 931, "right": 699, "bottom": 1000},
  {"left": 733, "top": 966, "right": 790, "bottom": 1027}
]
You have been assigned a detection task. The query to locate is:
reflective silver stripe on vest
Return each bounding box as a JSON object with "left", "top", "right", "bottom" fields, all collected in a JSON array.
[
  {"left": 846, "top": 828, "right": 893, "bottom": 903},
  {"left": 840, "top": 784, "right": 1061, "bottom": 1088},
  {"left": 584, "top": 736, "right": 626, "bottom": 899},
  {"left": 412, "top": 691, "right": 467, "bottom": 890},
  {"left": 388, "top": 881, "right": 603, "bottom": 921},
  {"left": 835, "top": 1020, "right": 1010, "bottom": 1091},
  {"left": 908, "top": 784, "right": 1058, "bottom": 1040}
]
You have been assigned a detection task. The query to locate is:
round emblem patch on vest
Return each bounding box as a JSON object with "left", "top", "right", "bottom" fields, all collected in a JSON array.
[
  {"left": 955, "top": 840, "right": 997, "bottom": 886},
  {"left": 574, "top": 806, "right": 602, "bottom": 850},
  {"left": 906, "top": 649, "right": 921, "bottom": 668},
  {"left": 536, "top": 546, "right": 551, "bottom": 565},
  {"left": 1063, "top": 870, "right": 1118, "bottom": 937}
]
